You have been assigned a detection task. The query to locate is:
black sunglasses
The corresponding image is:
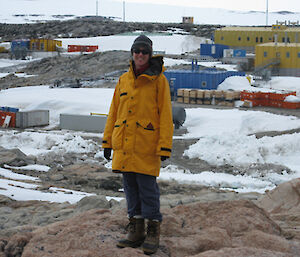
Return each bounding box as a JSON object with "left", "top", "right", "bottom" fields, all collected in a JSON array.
[{"left": 133, "top": 49, "right": 150, "bottom": 55}]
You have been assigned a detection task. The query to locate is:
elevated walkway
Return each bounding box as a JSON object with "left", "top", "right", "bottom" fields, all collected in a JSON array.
[
  {"left": 254, "top": 58, "right": 280, "bottom": 74},
  {"left": 254, "top": 58, "right": 280, "bottom": 80}
]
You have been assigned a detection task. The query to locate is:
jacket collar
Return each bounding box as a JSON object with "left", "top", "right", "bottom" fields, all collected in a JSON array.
[{"left": 130, "top": 56, "right": 164, "bottom": 78}]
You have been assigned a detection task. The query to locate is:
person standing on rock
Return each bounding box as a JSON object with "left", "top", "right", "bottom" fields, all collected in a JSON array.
[{"left": 102, "top": 35, "right": 173, "bottom": 254}]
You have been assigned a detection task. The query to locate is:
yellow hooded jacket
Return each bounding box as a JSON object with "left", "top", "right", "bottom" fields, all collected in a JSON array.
[{"left": 102, "top": 56, "right": 173, "bottom": 177}]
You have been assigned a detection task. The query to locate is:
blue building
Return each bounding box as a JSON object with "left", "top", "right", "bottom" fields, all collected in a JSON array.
[
  {"left": 200, "top": 43, "right": 229, "bottom": 59},
  {"left": 11, "top": 39, "right": 30, "bottom": 59}
]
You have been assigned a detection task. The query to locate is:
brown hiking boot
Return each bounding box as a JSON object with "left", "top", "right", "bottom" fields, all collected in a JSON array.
[
  {"left": 142, "top": 220, "right": 161, "bottom": 255},
  {"left": 117, "top": 217, "right": 145, "bottom": 248}
]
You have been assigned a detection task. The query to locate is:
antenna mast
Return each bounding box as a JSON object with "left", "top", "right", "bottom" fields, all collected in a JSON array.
[
  {"left": 123, "top": 1, "right": 125, "bottom": 22},
  {"left": 266, "top": 0, "right": 269, "bottom": 26},
  {"left": 96, "top": 0, "right": 99, "bottom": 16}
]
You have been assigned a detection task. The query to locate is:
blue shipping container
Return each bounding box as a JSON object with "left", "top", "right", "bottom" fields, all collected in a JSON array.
[
  {"left": 200, "top": 44, "right": 229, "bottom": 59},
  {"left": 0, "top": 106, "right": 19, "bottom": 112},
  {"left": 164, "top": 70, "right": 245, "bottom": 96},
  {"left": 11, "top": 39, "right": 30, "bottom": 53}
]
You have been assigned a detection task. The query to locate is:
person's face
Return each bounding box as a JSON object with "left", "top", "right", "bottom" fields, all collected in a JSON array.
[{"left": 133, "top": 47, "right": 150, "bottom": 68}]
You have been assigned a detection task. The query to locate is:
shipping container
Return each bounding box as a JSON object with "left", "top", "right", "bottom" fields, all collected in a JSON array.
[
  {"left": 68, "top": 45, "right": 99, "bottom": 53},
  {"left": 16, "top": 110, "right": 49, "bottom": 128},
  {"left": 165, "top": 70, "right": 245, "bottom": 95},
  {"left": 11, "top": 39, "right": 30, "bottom": 59},
  {"left": 200, "top": 44, "right": 229, "bottom": 59},
  {"left": 0, "top": 111, "right": 16, "bottom": 128},
  {"left": 30, "top": 39, "right": 62, "bottom": 52}
]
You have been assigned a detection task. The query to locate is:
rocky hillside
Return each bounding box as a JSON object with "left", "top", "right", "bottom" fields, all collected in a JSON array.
[
  {"left": 1, "top": 129, "right": 300, "bottom": 256},
  {"left": 0, "top": 17, "right": 222, "bottom": 41},
  {"left": 0, "top": 51, "right": 131, "bottom": 89}
]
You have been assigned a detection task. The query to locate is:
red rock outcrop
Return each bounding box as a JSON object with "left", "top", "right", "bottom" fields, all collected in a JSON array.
[
  {"left": 8, "top": 199, "right": 298, "bottom": 257},
  {"left": 258, "top": 178, "right": 300, "bottom": 240}
]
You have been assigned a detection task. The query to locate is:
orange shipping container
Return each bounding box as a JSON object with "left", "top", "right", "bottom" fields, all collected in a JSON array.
[
  {"left": 0, "top": 111, "right": 16, "bottom": 128},
  {"left": 68, "top": 45, "right": 98, "bottom": 53}
]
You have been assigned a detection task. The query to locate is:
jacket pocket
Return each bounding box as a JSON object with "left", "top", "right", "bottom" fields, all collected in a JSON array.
[
  {"left": 135, "top": 120, "right": 159, "bottom": 155},
  {"left": 112, "top": 119, "right": 126, "bottom": 150}
]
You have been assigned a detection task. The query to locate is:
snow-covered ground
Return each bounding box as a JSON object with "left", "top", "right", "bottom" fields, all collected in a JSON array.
[
  {"left": 58, "top": 34, "right": 209, "bottom": 55},
  {"left": 1, "top": 75, "right": 300, "bottom": 200}
]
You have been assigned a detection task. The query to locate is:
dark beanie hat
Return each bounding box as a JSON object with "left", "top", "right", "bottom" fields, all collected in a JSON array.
[{"left": 131, "top": 35, "right": 153, "bottom": 56}]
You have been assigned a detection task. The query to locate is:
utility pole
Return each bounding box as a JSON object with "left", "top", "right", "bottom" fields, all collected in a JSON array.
[
  {"left": 123, "top": 1, "right": 125, "bottom": 22},
  {"left": 266, "top": 0, "right": 269, "bottom": 26},
  {"left": 96, "top": 0, "right": 99, "bottom": 16}
]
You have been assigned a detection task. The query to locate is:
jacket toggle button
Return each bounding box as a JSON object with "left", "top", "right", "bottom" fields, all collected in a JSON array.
[
  {"left": 128, "top": 110, "right": 132, "bottom": 113},
  {"left": 123, "top": 152, "right": 126, "bottom": 155}
]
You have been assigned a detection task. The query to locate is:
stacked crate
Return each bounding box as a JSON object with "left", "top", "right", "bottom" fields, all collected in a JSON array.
[
  {"left": 203, "top": 90, "right": 212, "bottom": 105},
  {"left": 196, "top": 90, "right": 204, "bottom": 104},
  {"left": 177, "top": 89, "right": 184, "bottom": 103},
  {"left": 189, "top": 90, "right": 197, "bottom": 104},
  {"left": 176, "top": 89, "right": 240, "bottom": 107}
]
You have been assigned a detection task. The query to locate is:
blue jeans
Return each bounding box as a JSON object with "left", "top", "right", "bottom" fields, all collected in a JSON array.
[{"left": 122, "top": 172, "right": 162, "bottom": 222}]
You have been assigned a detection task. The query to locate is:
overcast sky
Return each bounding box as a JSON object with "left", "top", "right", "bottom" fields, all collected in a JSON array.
[
  {"left": 2, "top": 0, "right": 299, "bottom": 18},
  {"left": 117, "top": 0, "right": 299, "bottom": 12}
]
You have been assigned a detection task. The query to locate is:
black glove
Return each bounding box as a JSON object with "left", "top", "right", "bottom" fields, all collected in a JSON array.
[
  {"left": 160, "top": 156, "right": 169, "bottom": 161},
  {"left": 104, "top": 148, "right": 112, "bottom": 161}
]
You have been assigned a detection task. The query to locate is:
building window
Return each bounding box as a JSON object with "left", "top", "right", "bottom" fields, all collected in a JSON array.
[
  {"left": 298, "top": 52, "right": 300, "bottom": 58},
  {"left": 286, "top": 52, "right": 290, "bottom": 58},
  {"left": 247, "top": 37, "right": 250, "bottom": 41},
  {"left": 260, "top": 37, "right": 263, "bottom": 43},
  {"left": 238, "top": 36, "right": 241, "bottom": 41},
  {"left": 282, "top": 37, "right": 285, "bottom": 42},
  {"left": 221, "top": 36, "right": 224, "bottom": 41},
  {"left": 276, "top": 52, "right": 280, "bottom": 58},
  {"left": 256, "top": 37, "right": 258, "bottom": 43},
  {"left": 264, "top": 52, "right": 267, "bottom": 57},
  {"left": 202, "top": 81, "right": 207, "bottom": 88},
  {"left": 287, "top": 37, "right": 290, "bottom": 43}
]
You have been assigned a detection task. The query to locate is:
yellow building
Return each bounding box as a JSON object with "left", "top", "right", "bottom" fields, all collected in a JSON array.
[
  {"left": 255, "top": 43, "right": 300, "bottom": 77},
  {"left": 214, "top": 25, "right": 300, "bottom": 50},
  {"left": 30, "top": 39, "right": 62, "bottom": 52},
  {"left": 182, "top": 16, "right": 194, "bottom": 24}
]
